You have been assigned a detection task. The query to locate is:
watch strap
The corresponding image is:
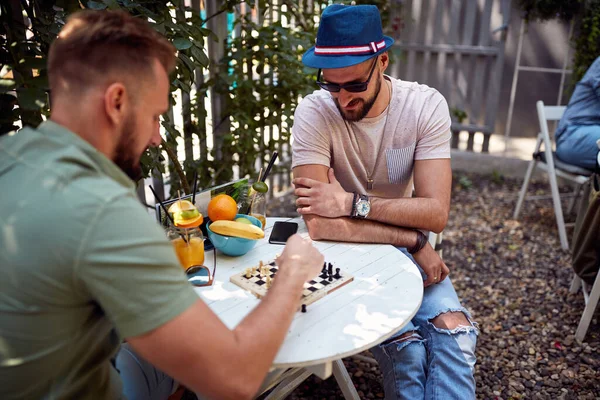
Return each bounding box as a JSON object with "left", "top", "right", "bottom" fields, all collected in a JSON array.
[
  {"left": 408, "top": 230, "right": 428, "bottom": 254},
  {"left": 350, "top": 192, "right": 358, "bottom": 218}
]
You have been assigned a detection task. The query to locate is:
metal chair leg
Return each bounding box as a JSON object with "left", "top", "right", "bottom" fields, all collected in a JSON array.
[
  {"left": 547, "top": 162, "right": 570, "bottom": 250},
  {"left": 575, "top": 272, "right": 600, "bottom": 342},
  {"left": 570, "top": 275, "right": 582, "bottom": 294},
  {"left": 567, "top": 183, "right": 582, "bottom": 215},
  {"left": 513, "top": 159, "right": 537, "bottom": 219}
]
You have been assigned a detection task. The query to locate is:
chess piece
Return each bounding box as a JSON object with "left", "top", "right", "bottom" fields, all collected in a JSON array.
[
  {"left": 334, "top": 268, "right": 341, "bottom": 279},
  {"left": 245, "top": 268, "right": 251, "bottom": 279},
  {"left": 301, "top": 304, "right": 307, "bottom": 313},
  {"left": 328, "top": 262, "right": 333, "bottom": 276}
]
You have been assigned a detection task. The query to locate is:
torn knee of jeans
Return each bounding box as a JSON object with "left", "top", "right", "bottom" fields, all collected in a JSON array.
[
  {"left": 428, "top": 310, "right": 480, "bottom": 336},
  {"left": 382, "top": 331, "right": 424, "bottom": 352}
]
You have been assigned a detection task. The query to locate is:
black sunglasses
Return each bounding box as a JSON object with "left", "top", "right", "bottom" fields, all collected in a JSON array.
[
  {"left": 186, "top": 248, "right": 217, "bottom": 287},
  {"left": 316, "top": 57, "right": 378, "bottom": 93}
]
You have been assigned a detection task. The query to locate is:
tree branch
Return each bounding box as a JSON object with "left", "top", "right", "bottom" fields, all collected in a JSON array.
[{"left": 161, "top": 139, "right": 192, "bottom": 194}]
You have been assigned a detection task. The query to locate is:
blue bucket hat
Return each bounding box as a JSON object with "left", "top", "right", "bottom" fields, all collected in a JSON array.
[{"left": 302, "top": 4, "right": 394, "bottom": 69}]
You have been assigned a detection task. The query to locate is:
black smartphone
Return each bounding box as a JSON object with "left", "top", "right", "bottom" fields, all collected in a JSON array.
[{"left": 269, "top": 221, "right": 299, "bottom": 245}]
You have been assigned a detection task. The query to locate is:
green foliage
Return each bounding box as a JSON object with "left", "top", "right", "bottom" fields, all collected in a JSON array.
[
  {"left": 572, "top": 0, "right": 600, "bottom": 82},
  {"left": 491, "top": 170, "right": 504, "bottom": 185},
  {"left": 516, "top": 0, "right": 581, "bottom": 23},
  {"left": 218, "top": 1, "right": 316, "bottom": 181},
  {"left": 450, "top": 107, "right": 468, "bottom": 123},
  {"left": 515, "top": 0, "right": 600, "bottom": 86},
  {"left": 1, "top": 1, "right": 392, "bottom": 198},
  {"left": 457, "top": 175, "right": 473, "bottom": 190}
]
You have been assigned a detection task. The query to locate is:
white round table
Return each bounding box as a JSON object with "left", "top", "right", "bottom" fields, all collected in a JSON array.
[{"left": 195, "top": 217, "right": 423, "bottom": 398}]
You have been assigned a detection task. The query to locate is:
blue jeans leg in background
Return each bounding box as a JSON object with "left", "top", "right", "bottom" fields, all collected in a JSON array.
[
  {"left": 116, "top": 343, "right": 178, "bottom": 400},
  {"left": 370, "top": 249, "right": 478, "bottom": 400},
  {"left": 556, "top": 124, "right": 600, "bottom": 170}
]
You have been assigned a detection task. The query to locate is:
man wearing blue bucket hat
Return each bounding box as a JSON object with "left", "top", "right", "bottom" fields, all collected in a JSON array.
[{"left": 292, "top": 4, "right": 478, "bottom": 399}]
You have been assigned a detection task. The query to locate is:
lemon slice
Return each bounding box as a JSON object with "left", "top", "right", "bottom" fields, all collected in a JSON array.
[{"left": 169, "top": 199, "right": 203, "bottom": 228}]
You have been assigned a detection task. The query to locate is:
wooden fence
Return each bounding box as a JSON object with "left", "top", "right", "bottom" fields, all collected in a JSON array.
[
  {"left": 390, "top": 0, "right": 511, "bottom": 152},
  {"left": 145, "top": 0, "right": 513, "bottom": 205}
]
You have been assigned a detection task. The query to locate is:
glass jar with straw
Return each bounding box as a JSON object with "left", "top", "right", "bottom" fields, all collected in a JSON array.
[{"left": 248, "top": 152, "right": 278, "bottom": 230}]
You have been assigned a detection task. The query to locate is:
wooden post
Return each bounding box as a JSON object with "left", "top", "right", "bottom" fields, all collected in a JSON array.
[{"left": 206, "top": 0, "right": 230, "bottom": 170}]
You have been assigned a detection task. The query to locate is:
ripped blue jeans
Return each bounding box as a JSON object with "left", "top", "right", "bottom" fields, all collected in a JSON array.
[{"left": 370, "top": 249, "right": 478, "bottom": 400}]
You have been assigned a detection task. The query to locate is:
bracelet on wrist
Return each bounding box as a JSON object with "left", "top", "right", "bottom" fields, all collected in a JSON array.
[{"left": 408, "top": 230, "right": 428, "bottom": 254}]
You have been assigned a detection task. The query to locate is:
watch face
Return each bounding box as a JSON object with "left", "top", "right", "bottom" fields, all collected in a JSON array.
[{"left": 357, "top": 200, "right": 370, "bottom": 216}]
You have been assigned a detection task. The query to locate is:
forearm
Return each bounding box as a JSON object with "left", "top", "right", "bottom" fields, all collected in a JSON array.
[
  {"left": 230, "top": 269, "right": 305, "bottom": 394},
  {"left": 368, "top": 196, "right": 448, "bottom": 233},
  {"left": 304, "top": 214, "right": 420, "bottom": 248}
]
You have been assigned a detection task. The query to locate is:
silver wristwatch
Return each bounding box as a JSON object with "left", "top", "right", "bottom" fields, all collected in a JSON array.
[{"left": 352, "top": 194, "right": 371, "bottom": 219}]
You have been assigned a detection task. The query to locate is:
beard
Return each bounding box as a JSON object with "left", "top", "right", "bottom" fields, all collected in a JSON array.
[
  {"left": 334, "top": 74, "right": 382, "bottom": 122},
  {"left": 113, "top": 112, "right": 143, "bottom": 182}
]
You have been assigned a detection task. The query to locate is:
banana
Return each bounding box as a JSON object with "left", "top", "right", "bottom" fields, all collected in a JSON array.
[{"left": 210, "top": 220, "right": 265, "bottom": 240}]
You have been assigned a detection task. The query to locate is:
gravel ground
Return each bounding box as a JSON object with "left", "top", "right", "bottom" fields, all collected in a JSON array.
[{"left": 261, "top": 171, "right": 600, "bottom": 400}]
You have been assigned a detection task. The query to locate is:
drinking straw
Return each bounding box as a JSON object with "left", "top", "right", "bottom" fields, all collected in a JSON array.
[
  {"left": 191, "top": 170, "right": 199, "bottom": 204},
  {"left": 149, "top": 185, "right": 188, "bottom": 243},
  {"left": 261, "top": 151, "right": 278, "bottom": 182},
  {"left": 248, "top": 167, "right": 263, "bottom": 215}
]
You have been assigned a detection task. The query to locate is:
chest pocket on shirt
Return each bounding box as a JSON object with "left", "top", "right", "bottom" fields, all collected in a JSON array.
[{"left": 386, "top": 144, "right": 415, "bottom": 184}]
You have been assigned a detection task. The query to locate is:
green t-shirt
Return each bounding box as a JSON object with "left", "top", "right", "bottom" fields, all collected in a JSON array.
[{"left": 0, "top": 121, "right": 199, "bottom": 399}]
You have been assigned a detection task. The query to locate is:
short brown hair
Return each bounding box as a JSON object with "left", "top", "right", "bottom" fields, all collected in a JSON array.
[{"left": 48, "top": 10, "right": 176, "bottom": 100}]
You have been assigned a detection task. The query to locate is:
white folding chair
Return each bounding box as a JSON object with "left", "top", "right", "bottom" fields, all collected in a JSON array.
[
  {"left": 570, "top": 272, "right": 600, "bottom": 342},
  {"left": 513, "top": 101, "right": 595, "bottom": 250},
  {"left": 569, "top": 140, "right": 600, "bottom": 342}
]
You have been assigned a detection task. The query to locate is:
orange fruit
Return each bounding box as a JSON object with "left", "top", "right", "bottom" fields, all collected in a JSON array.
[{"left": 207, "top": 194, "right": 238, "bottom": 222}]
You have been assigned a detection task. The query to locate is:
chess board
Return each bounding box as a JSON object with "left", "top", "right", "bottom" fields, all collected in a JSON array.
[{"left": 230, "top": 260, "right": 354, "bottom": 308}]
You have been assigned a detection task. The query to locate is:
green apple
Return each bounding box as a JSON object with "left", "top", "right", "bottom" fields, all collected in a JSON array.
[{"left": 235, "top": 217, "right": 252, "bottom": 225}]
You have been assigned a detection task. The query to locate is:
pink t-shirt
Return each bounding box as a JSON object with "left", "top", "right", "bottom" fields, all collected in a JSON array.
[{"left": 292, "top": 76, "right": 451, "bottom": 198}]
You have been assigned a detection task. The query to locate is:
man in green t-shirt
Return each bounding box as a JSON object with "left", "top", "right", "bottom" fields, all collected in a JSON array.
[{"left": 0, "top": 10, "right": 324, "bottom": 400}]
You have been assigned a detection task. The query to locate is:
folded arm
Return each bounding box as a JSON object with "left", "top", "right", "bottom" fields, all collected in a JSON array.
[
  {"left": 293, "top": 163, "right": 451, "bottom": 286},
  {"left": 293, "top": 159, "right": 451, "bottom": 233}
]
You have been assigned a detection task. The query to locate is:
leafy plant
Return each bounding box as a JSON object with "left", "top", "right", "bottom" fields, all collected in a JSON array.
[
  {"left": 458, "top": 175, "right": 473, "bottom": 190},
  {"left": 217, "top": 2, "right": 316, "bottom": 181},
  {"left": 1, "top": 1, "right": 392, "bottom": 199},
  {"left": 572, "top": 0, "right": 600, "bottom": 82},
  {"left": 450, "top": 107, "right": 468, "bottom": 124},
  {"left": 516, "top": 0, "right": 600, "bottom": 84},
  {"left": 517, "top": 0, "right": 581, "bottom": 23}
]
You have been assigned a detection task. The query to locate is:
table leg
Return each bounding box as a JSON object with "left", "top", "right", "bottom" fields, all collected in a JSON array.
[
  {"left": 332, "top": 359, "right": 360, "bottom": 400},
  {"left": 256, "top": 368, "right": 293, "bottom": 396},
  {"left": 263, "top": 368, "right": 312, "bottom": 400},
  {"left": 305, "top": 361, "right": 332, "bottom": 379}
]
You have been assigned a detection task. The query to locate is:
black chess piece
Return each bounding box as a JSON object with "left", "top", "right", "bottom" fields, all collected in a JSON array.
[
  {"left": 301, "top": 304, "right": 307, "bottom": 313},
  {"left": 334, "top": 268, "right": 341, "bottom": 279},
  {"left": 328, "top": 262, "right": 333, "bottom": 275}
]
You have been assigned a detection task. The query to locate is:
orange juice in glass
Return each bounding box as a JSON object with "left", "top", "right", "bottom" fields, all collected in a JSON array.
[{"left": 169, "top": 227, "right": 205, "bottom": 270}]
